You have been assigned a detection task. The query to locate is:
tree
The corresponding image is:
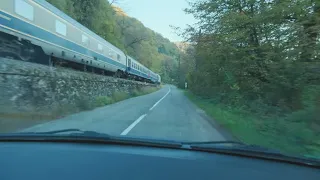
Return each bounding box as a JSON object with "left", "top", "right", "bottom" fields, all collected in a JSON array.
[{"left": 180, "top": 0, "right": 320, "bottom": 110}]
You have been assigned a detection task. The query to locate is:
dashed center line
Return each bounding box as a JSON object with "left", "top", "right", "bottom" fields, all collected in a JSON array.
[
  {"left": 120, "top": 88, "right": 171, "bottom": 135},
  {"left": 120, "top": 114, "right": 147, "bottom": 135},
  {"left": 149, "top": 88, "right": 171, "bottom": 111}
]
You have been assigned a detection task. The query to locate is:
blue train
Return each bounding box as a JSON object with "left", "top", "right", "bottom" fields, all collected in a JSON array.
[{"left": 0, "top": 0, "right": 161, "bottom": 84}]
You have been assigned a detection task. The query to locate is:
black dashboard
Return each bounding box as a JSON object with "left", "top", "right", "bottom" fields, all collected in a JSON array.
[{"left": 0, "top": 142, "right": 319, "bottom": 180}]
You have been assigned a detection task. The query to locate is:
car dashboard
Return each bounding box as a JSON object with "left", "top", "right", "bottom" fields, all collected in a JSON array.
[{"left": 0, "top": 141, "right": 319, "bottom": 180}]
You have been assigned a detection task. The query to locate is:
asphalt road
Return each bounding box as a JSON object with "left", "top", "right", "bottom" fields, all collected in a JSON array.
[{"left": 23, "top": 85, "right": 225, "bottom": 142}]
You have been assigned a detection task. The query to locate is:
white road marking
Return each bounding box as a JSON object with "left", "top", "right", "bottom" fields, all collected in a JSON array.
[
  {"left": 149, "top": 88, "right": 171, "bottom": 111},
  {"left": 120, "top": 87, "right": 171, "bottom": 135},
  {"left": 120, "top": 114, "right": 147, "bottom": 135}
]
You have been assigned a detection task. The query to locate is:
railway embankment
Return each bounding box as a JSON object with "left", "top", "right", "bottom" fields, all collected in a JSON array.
[{"left": 0, "top": 58, "right": 157, "bottom": 132}]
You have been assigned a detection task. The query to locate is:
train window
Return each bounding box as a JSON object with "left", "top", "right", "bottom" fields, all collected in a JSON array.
[
  {"left": 15, "top": 0, "right": 34, "bottom": 21},
  {"left": 98, "top": 44, "right": 103, "bottom": 51},
  {"left": 55, "top": 20, "right": 67, "bottom": 36},
  {"left": 117, "top": 54, "right": 121, "bottom": 61},
  {"left": 82, "top": 35, "right": 89, "bottom": 45}
]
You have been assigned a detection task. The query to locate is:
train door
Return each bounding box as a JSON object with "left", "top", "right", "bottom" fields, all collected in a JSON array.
[{"left": 128, "top": 58, "right": 131, "bottom": 71}]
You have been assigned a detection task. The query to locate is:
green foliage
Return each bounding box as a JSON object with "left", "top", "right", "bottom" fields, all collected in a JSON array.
[
  {"left": 112, "top": 92, "right": 130, "bottom": 102},
  {"left": 75, "top": 97, "right": 94, "bottom": 111},
  {"left": 179, "top": 0, "right": 320, "bottom": 158},
  {"left": 95, "top": 96, "right": 114, "bottom": 107},
  {"left": 114, "top": 12, "right": 180, "bottom": 79},
  {"left": 94, "top": 87, "right": 159, "bottom": 108},
  {"left": 131, "top": 87, "right": 159, "bottom": 97},
  {"left": 181, "top": 0, "right": 320, "bottom": 109},
  {"left": 179, "top": 0, "right": 320, "bottom": 113},
  {"left": 185, "top": 91, "right": 320, "bottom": 158}
]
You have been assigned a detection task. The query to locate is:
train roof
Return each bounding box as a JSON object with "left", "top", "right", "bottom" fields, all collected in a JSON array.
[
  {"left": 37, "top": 0, "right": 125, "bottom": 56},
  {"left": 128, "top": 56, "right": 150, "bottom": 70}
]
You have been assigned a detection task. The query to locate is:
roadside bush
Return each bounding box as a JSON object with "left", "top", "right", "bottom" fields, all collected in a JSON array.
[
  {"left": 185, "top": 91, "right": 320, "bottom": 158},
  {"left": 131, "top": 89, "right": 141, "bottom": 97},
  {"left": 140, "top": 87, "right": 159, "bottom": 95},
  {"left": 112, "top": 92, "right": 130, "bottom": 102},
  {"left": 95, "top": 96, "right": 114, "bottom": 107},
  {"left": 89, "top": 87, "right": 160, "bottom": 109},
  {"left": 132, "top": 87, "right": 159, "bottom": 97},
  {"left": 75, "top": 97, "right": 94, "bottom": 111}
]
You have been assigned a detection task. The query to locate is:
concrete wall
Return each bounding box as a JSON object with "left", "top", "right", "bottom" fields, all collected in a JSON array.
[{"left": 0, "top": 58, "right": 155, "bottom": 117}]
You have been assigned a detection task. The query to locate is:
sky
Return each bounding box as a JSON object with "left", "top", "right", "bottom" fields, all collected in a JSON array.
[{"left": 115, "top": 0, "right": 196, "bottom": 42}]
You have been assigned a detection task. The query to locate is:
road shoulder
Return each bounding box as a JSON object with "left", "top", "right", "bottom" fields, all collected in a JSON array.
[{"left": 183, "top": 90, "right": 238, "bottom": 141}]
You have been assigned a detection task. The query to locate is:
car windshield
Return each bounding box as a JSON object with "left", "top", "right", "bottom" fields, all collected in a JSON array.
[{"left": 0, "top": 0, "right": 319, "bottom": 161}]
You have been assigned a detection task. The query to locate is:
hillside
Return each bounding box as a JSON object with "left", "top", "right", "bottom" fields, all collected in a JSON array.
[{"left": 46, "top": 0, "right": 179, "bottom": 83}]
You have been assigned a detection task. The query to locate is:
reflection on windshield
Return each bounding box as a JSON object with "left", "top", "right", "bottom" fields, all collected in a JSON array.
[{"left": 0, "top": 0, "right": 319, "bottom": 160}]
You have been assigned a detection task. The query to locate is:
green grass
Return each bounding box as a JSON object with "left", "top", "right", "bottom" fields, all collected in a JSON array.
[
  {"left": 95, "top": 96, "right": 114, "bottom": 107},
  {"left": 132, "top": 87, "right": 160, "bottom": 97},
  {"left": 185, "top": 91, "right": 320, "bottom": 158},
  {"left": 95, "top": 86, "right": 160, "bottom": 108},
  {"left": 112, "top": 91, "right": 131, "bottom": 102}
]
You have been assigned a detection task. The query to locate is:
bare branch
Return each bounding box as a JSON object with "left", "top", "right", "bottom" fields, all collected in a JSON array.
[
  {"left": 125, "top": 37, "right": 147, "bottom": 48},
  {"left": 109, "top": 0, "right": 123, "bottom": 6}
]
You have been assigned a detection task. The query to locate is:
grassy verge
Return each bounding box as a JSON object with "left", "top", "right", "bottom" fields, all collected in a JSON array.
[
  {"left": 94, "top": 86, "right": 159, "bottom": 107},
  {"left": 185, "top": 91, "right": 320, "bottom": 158}
]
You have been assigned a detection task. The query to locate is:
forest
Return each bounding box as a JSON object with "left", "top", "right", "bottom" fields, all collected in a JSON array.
[
  {"left": 177, "top": 0, "right": 320, "bottom": 157},
  {"left": 46, "top": 0, "right": 180, "bottom": 83}
]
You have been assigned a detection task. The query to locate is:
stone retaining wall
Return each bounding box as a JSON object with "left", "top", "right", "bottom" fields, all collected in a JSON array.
[{"left": 0, "top": 58, "right": 155, "bottom": 116}]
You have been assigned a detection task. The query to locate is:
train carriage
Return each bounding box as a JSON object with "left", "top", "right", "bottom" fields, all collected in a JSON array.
[
  {"left": 0, "top": 0, "right": 160, "bottom": 84},
  {"left": 0, "top": 0, "right": 126, "bottom": 72}
]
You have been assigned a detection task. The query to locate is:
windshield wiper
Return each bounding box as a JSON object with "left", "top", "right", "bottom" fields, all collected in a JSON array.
[
  {"left": 189, "top": 142, "right": 320, "bottom": 168},
  {"left": 0, "top": 129, "right": 182, "bottom": 149},
  {"left": 186, "top": 141, "right": 280, "bottom": 153},
  {"left": 21, "top": 129, "right": 106, "bottom": 136},
  {"left": 183, "top": 140, "right": 245, "bottom": 145}
]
